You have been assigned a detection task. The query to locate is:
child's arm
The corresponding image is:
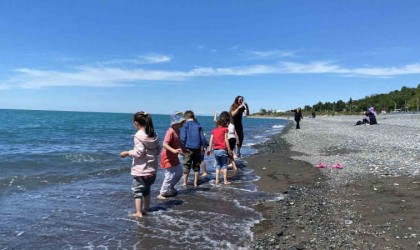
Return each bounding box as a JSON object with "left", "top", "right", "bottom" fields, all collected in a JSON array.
[
  {"left": 163, "top": 142, "right": 183, "bottom": 155},
  {"left": 225, "top": 133, "right": 232, "bottom": 156},
  {"left": 120, "top": 137, "right": 145, "bottom": 158},
  {"left": 207, "top": 134, "right": 214, "bottom": 156}
]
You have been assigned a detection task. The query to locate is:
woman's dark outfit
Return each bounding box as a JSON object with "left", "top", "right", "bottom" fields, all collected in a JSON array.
[
  {"left": 291, "top": 109, "right": 303, "bottom": 129},
  {"left": 232, "top": 106, "right": 246, "bottom": 147}
]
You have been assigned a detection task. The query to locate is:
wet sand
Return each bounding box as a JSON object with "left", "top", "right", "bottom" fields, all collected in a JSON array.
[{"left": 248, "top": 117, "right": 420, "bottom": 249}]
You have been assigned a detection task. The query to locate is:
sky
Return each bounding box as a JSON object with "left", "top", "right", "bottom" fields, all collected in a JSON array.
[{"left": 1, "top": 1, "right": 420, "bottom": 115}]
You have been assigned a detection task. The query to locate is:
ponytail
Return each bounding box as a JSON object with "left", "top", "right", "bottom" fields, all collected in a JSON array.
[{"left": 133, "top": 111, "right": 155, "bottom": 138}]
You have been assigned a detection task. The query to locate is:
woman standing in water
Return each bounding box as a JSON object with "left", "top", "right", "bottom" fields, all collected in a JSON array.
[{"left": 229, "top": 96, "right": 249, "bottom": 158}]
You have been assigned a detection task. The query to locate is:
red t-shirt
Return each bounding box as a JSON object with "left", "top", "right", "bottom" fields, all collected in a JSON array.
[
  {"left": 160, "top": 127, "right": 181, "bottom": 168},
  {"left": 212, "top": 127, "right": 228, "bottom": 150}
]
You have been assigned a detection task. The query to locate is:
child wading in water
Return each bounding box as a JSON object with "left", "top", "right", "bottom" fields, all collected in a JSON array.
[
  {"left": 120, "top": 112, "right": 160, "bottom": 218},
  {"left": 207, "top": 111, "right": 233, "bottom": 185},
  {"left": 157, "top": 112, "right": 186, "bottom": 199},
  {"left": 181, "top": 111, "right": 208, "bottom": 186}
]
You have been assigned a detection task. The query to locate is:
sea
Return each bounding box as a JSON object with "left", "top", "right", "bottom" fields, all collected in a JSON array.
[{"left": 0, "top": 109, "right": 289, "bottom": 249}]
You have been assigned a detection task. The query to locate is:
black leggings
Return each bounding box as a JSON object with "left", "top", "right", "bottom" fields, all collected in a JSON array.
[{"left": 236, "top": 126, "right": 244, "bottom": 147}]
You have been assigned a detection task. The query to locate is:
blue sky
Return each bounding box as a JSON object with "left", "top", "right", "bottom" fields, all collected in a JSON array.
[{"left": 1, "top": 1, "right": 420, "bottom": 114}]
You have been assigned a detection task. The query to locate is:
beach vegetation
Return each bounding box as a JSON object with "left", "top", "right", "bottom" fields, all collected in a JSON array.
[{"left": 252, "top": 85, "right": 420, "bottom": 117}]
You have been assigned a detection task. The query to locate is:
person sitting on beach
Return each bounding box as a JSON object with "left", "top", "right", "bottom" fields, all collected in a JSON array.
[
  {"left": 366, "top": 106, "right": 378, "bottom": 125},
  {"left": 119, "top": 112, "right": 160, "bottom": 217},
  {"left": 207, "top": 111, "right": 233, "bottom": 185},
  {"left": 157, "top": 112, "right": 186, "bottom": 199},
  {"left": 180, "top": 111, "right": 208, "bottom": 186},
  {"left": 290, "top": 107, "right": 303, "bottom": 129}
]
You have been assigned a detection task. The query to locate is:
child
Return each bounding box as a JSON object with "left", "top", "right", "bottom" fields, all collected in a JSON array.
[
  {"left": 216, "top": 111, "right": 238, "bottom": 170},
  {"left": 207, "top": 111, "right": 233, "bottom": 185},
  {"left": 120, "top": 112, "right": 160, "bottom": 218},
  {"left": 157, "top": 112, "right": 186, "bottom": 199},
  {"left": 227, "top": 113, "right": 238, "bottom": 171},
  {"left": 181, "top": 111, "right": 208, "bottom": 186}
]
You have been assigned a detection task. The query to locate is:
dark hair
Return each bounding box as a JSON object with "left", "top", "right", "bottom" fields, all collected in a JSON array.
[
  {"left": 230, "top": 95, "right": 244, "bottom": 113},
  {"left": 218, "top": 111, "right": 230, "bottom": 127},
  {"left": 133, "top": 111, "right": 155, "bottom": 137},
  {"left": 184, "top": 110, "right": 195, "bottom": 119}
]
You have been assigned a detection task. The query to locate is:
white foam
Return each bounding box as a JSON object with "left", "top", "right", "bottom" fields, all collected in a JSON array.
[{"left": 272, "top": 124, "right": 285, "bottom": 129}]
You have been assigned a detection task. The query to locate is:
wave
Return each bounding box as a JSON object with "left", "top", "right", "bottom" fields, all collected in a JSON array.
[
  {"left": 272, "top": 124, "right": 285, "bottom": 129},
  {"left": 0, "top": 166, "right": 129, "bottom": 194}
]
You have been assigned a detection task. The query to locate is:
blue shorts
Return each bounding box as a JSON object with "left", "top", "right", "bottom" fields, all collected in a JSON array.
[
  {"left": 213, "top": 149, "right": 228, "bottom": 170},
  {"left": 131, "top": 175, "right": 156, "bottom": 199}
]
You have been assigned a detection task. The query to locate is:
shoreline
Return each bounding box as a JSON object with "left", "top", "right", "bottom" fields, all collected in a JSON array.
[{"left": 247, "top": 114, "right": 420, "bottom": 249}]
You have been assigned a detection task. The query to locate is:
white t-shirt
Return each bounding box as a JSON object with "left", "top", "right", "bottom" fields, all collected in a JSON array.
[{"left": 228, "top": 123, "right": 236, "bottom": 139}]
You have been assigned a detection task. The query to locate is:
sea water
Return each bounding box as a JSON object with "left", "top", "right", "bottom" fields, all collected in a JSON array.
[{"left": 0, "top": 109, "right": 289, "bottom": 249}]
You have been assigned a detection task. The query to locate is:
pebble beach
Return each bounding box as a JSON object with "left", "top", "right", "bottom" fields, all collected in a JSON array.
[{"left": 249, "top": 113, "right": 420, "bottom": 249}]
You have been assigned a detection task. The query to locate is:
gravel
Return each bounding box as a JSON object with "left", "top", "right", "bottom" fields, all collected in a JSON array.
[{"left": 283, "top": 113, "right": 420, "bottom": 182}]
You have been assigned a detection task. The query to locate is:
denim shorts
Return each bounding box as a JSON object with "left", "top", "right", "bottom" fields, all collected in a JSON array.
[
  {"left": 131, "top": 175, "right": 156, "bottom": 199},
  {"left": 213, "top": 149, "right": 228, "bottom": 170}
]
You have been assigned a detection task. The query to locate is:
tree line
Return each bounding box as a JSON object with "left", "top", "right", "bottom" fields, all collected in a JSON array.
[{"left": 255, "top": 84, "right": 420, "bottom": 116}]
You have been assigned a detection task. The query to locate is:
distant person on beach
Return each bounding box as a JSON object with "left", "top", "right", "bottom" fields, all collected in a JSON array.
[
  {"left": 120, "top": 112, "right": 160, "bottom": 217},
  {"left": 230, "top": 96, "right": 249, "bottom": 157},
  {"left": 290, "top": 107, "right": 303, "bottom": 129},
  {"left": 312, "top": 111, "right": 316, "bottom": 118},
  {"left": 181, "top": 111, "right": 208, "bottom": 186},
  {"left": 157, "top": 112, "right": 186, "bottom": 200},
  {"left": 207, "top": 111, "right": 233, "bottom": 185},
  {"left": 355, "top": 107, "right": 378, "bottom": 126},
  {"left": 366, "top": 107, "right": 378, "bottom": 125}
]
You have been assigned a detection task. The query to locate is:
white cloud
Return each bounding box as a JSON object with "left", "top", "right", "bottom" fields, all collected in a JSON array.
[
  {"left": 250, "top": 50, "right": 296, "bottom": 58},
  {"left": 3, "top": 61, "right": 420, "bottom": 89},
  {"left": 99, "top": 54, "right": 171, "bottom": 65}
]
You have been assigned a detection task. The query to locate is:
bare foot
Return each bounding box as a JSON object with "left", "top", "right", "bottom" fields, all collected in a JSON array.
[
  {"left": 201, "top": 172, "right": 208, "bottom": 177},
  {"left": 130, "top": 212, "right": 143, "bottom": 218},
  {"left": 194, "top": 183, "right": 198, "bottom": 187},
  {"left": 224, "top": 181, "right": 231, "bottom": 185},
  {"left": 157, "top": 194, "right": 167, "bottom": 200},
  {"left": 183, "top": 183, "right": 188, "bottom": 186}
]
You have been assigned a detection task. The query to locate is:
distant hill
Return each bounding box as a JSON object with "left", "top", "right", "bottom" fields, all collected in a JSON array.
[{"left": 253, "top": 84, "right": 420, "bottom": 116}]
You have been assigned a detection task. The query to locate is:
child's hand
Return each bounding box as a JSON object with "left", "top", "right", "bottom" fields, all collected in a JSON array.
[
  {"left": 174, "top": 149, "right": 183, "bottom": 155},
  {"left": 120, "top": 151, "right": 129, "bottom": 158},
  {"left": 207, "top": 150, "right": 212, "bottom": 156}
]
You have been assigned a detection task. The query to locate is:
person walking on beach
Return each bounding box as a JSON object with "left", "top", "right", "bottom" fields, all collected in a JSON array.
[
  {"left": 181, "top": 111, "right": 208, "bottom": 186},
  {"left": 157, "top": 112, "right": 186, "bottom": 199},
  {"left": 291, "top": 107, "right": 303, "bottom": 129},
  {"left": 229, "top": 96, "right": 249, "bottom": 157},
  {"left": 207, "top": 111, "right": 233, "bottom": 185},
  {"left": 120, "top": 112, "right": 160, "bottom": 217}
]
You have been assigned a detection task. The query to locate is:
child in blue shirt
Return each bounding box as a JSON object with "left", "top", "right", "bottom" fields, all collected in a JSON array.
[{"left": 181, "top": 110, "right": 208, "bottom": 186}]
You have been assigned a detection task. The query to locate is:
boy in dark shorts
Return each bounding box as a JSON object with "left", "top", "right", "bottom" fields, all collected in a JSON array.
[{"left": 181, "top": 110, "right": 208, "bottom": 186}]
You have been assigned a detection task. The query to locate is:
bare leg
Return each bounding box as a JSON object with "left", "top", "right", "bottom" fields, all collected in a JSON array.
[
  {"left": 194, "top": 172, "right": 199, "bottom": 186},
  {"left": 215, "top": 169, "right": 220, "bottom": 185},
  {"left": 223, "top": 169, "right": 229, "bottom": 185},
  {"left": 143, "top": 194, "right": 151, "bottom": 213},
  {"left": 131, "top": 198, "right": 143, "bottom": 217},
  {"left": 232, "top": 159, "right": 238, "bottom": 171},
  {"left": 183, "top": 172, "right": 189, "bottom": 186},
  {"left": 201, "top": 161, "right": 208, "bottom": 177},
  {"left": 236, "top": 145, "right": 241, "bottom": 158}
]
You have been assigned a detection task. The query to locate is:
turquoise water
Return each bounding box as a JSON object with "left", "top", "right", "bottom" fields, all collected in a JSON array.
[{"left": 0, "top": 109, "right": 289, "bottom": 249}]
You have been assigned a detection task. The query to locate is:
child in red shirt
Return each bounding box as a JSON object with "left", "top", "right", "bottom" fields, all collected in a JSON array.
[
  {"left": 207, "top": 111, "right": 233, "bottom": 185},
  {"left": 157, "top": 112, "right": 186, "bottom": 199}
]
